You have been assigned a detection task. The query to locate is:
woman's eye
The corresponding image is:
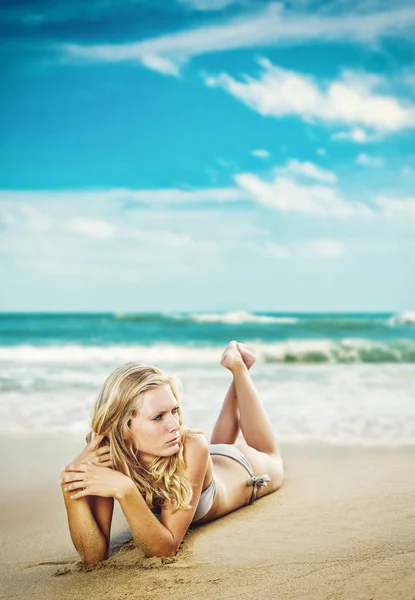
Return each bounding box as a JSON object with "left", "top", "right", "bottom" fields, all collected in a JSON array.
[{"left": 154, "top": 407, "right": 178, "bottom": 421}]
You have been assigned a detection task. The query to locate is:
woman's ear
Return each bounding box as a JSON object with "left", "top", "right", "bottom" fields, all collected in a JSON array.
[{"left": 124, "top": 421, "right": 139, "bottom": 450}]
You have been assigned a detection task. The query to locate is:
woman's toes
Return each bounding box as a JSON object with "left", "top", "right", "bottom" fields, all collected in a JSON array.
[{"left": 236, "top": 342, "right": 256, "bottom": 369}]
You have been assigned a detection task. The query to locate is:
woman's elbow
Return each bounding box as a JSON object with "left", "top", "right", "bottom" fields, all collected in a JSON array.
[
  {"left": 76, "top": 538, "right": 109, "bottom": 566},
  {"left": 145, "top": 535, "right": 178, "bottom": 559},
  {"left": 80, "top": 548, "right": 109, "bottom": 566}
]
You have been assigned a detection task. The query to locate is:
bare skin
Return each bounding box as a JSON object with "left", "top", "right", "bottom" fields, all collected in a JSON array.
[
  {"left": 195, "top": 340, "right": 283, "bottom": 523},
  {"left": 60, "top": 341, "right": 284, "bottom": 561}
]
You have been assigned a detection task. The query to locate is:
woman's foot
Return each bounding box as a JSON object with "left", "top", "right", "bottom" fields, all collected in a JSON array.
[
  {"left": 220, "top": 340, "right": 254, "bottom": 372},
  {"left": 236, "top": 342, "right": 256, "bottom": 370}
]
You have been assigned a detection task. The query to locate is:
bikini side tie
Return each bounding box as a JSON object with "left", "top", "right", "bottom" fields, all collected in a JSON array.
[{"left": 246, "top": 474, "right": 271, "bottom": 504}]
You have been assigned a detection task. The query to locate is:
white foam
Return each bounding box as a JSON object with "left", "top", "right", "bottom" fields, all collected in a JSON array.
[
  {"left": 0, "top": 343, "right": 221, "bottom": 364},
  {"left": 388, "top": 310, "right": 415, "bottom": 325},
  {"left": 1, "top": 364, "right": 414, "bottom": 445},
  {"left": 187, "top": 311, "right": 298, "bottom": 324},
  {"left": 0, "top": 337, "right": 413, "bottom": 366}
]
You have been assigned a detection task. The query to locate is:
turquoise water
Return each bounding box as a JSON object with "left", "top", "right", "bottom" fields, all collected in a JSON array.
[
  {"left": 1, "top": 310, "right": 414, "bottom": 443},
  {"left": 1, "top": 311, "right": 415, "bottom": 362}
]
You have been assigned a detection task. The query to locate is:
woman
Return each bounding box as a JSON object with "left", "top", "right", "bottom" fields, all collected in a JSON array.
[{"left": 59, "top": 341, "right": 284, "bottom": 565}]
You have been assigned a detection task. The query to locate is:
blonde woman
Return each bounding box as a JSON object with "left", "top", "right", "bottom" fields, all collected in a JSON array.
[{"left": 60, "top": 341, "right": 284, "bottom": 565}]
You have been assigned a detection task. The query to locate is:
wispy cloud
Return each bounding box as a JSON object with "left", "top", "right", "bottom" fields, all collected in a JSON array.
[
  {"left": 205, "top": 59, "right": 415, "bottom": 135},
  {"left": 277, "top": 159, "right": 337, "bottom": 183},
  {"left": 234, "top": 169, "right": 368, "bottom": 219},
  {"left": 305, "top": 238, "right": 345, "bottom": 259},
  {"left": 356, "top": 153, "right": 384, "bottom": 167},
  {"left": 375, "top": 196, "right": 415, "bottom": 221},
  {"left": 0, "top": 187, "right": 246, "bottom": 205},
  {"left": 61, "top": 3, "right": 415, "bottom": 76},
  {"left": 4, "top": 173, "right": 415, "bottom": 227},
  {"left": 255, "top": 237, "right": 346, "bottom": 261},
  {"left": 331, "top": 127, "right": 370, "bottom": 143},
  {"left": 251, "top": 149, "right": 270, "bottom": 159},
  {"left": 69, "top": 218, "right": 114, "bottom": 238}
]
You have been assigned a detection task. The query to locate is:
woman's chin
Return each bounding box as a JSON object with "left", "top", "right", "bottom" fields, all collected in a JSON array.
[{"left": 165, "top": 442, "right": 180, "bottom": 454}]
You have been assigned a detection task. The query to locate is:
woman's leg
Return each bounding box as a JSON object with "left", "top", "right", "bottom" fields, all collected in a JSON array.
[
  {"left": 210, "top": 343, "right": 256, "bottom": 445},
  {"left": 221, "top": 341, "right": 280, "bottom": 457},
  {"left": 210, "top": 379, "right": 240, "bottom": 444}
]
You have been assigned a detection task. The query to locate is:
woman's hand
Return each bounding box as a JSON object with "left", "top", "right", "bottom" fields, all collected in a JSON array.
[
  {"left": 59, "top": 462, "right": 133, "bottom": 501},
  {"left": 65, "top": 433, "right": 112, "bottom": 470}
]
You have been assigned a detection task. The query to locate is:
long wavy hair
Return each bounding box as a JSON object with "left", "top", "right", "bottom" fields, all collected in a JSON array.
[{"left": 87, "top": 362, "right": 202, "bottom": 513}]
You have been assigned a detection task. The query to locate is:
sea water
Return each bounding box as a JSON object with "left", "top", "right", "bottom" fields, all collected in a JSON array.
[{"left": 1, "top": 310, "right": 414, "bottom": 445}]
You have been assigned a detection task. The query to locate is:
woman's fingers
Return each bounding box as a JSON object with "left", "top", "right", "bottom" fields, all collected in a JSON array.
[
  {"left": 64, "top": 480, "right": 86, "bottom": 492},
  {"left": 63, "top": 463, "right": 89, "bottom": 473},
  {"left": 91, "top": 446, "right": 111, "bottom": 464},
  {"left": 88, "top": 433, "right": 105, "bottom": 450},
  {"left": 91, "top": 452, "right": 111, "bottom": 465},
  {"left": 70, "top": 488, "right": 89, "bottom": 500},
  {"left": 60, "top": 472, "right": 85, "bottom": 483}
]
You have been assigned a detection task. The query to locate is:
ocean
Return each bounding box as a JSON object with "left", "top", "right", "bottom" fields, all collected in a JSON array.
[{"left": 1, "top": 310, "right": 414, "bottom": 445}]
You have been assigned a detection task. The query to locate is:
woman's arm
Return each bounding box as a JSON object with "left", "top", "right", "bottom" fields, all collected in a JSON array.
[
  {"left": 62, "top": 489, "right": 114, "bottom": 565},
  {"left": 61, "top": 462, "right": 175, "bottom": 558},
  {"left": 119, "top": 434, "right": 209, "bottom": 557},
  {"left": 63, "top": 435, "right": 209, "bottom": 558},
  {"left": 60, "top": 434, "right": 114, "bottom": 565}
]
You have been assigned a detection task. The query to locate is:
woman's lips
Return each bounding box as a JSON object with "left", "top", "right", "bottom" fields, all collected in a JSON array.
[{"left": 167, "top": 436, "right": 179, "bottom": 444}]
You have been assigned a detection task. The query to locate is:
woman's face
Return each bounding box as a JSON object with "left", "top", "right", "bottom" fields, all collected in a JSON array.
[{"left": 129, "top": 384, "right": 181, "bottom": 466}]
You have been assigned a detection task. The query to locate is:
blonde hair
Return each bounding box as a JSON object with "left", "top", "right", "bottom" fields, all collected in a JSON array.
[{"left": 88, "top": 362, "right": 202, "bottom": 513}]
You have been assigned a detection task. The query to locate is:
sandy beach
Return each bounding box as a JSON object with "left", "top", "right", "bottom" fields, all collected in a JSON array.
[{"left": 1, "top": 436, "right": 414, "bottom": 600}]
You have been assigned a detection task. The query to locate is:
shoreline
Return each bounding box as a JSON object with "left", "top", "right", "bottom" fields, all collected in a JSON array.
[{"left": 1, "top": 436, "right": 414, "bottom": 599}]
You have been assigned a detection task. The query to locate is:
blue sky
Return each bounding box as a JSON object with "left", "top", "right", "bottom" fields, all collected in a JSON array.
[{"left": 1, "top": 0, "right": 414, "bottom": 312}]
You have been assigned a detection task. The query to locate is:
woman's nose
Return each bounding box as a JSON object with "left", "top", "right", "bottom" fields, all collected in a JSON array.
[{"left": 166, "top": 414, "right": 178, "bottom": 431}]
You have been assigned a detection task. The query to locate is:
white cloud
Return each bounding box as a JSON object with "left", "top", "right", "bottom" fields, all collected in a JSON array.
[
  {"left": 317, "top": 148, "right": 326, "bottom": 156},
  {"left": 356, "top": 153, "right": 384, "bottom": 167},
  {"left": 0, "top": 203, "right": 51, "bottom": 232},
  {"left": 0, "top": 187, "right": 246, "bottom": 205},
  {"left": 305, "top": 239, "right": 345, "bottom": 259},
  {"left": 129, "top": 186, "right": 246, "bottom": 203},
  {"left": 254, "top": 237, "right": 345, "bottom": 260},
  {"left": 278, "top": 159, "right": 337, "bottom": 183},
  {"left": 251, "top": 149, "right": 270, "bottom": 159},
  {"left": 139, "top": 53, "right": 180, "bottom": 77},
  {"left": 375, "top": 196, "right": 415, "bottom": 221},
  {"left": 234, "top": 171, "right": 367, "bottom": 219},
  {"left": 0, "top": 168, "right": 368, "bottom": 224},
  {"left": 205, "top": 60, "right": 415, "bottom": 134},
  {"left": 70, "top": 218, "right": 114, "bottom": 238},
  {"left": 120, "top": 227, "right": 194, "bottom": 247},
  {"left": 61, "top": 4, "right": 415, "bottom": 76},
  {"left": 331, "top": 127, "right": 370, "bottom": 143}
]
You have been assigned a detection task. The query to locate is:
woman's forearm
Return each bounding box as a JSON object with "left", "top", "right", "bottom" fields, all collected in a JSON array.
[
  {"left": 117, "top": 481, "right": 176, "bottom": 557},
  {"left": 62, "top": 489, "right": 108, "bottom": 565}
]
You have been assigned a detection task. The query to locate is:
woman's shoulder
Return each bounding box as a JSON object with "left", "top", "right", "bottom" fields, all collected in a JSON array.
[{"left": 182, "top": 430, "right": 209, "bottom": 459}]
